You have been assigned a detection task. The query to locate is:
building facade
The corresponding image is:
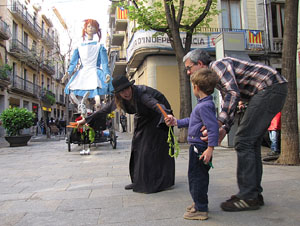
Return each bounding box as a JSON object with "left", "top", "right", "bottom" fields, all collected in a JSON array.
[
  {"left": 0, "top": 0, "right": 67, "bottom": 136},
  {"left": 108, "top": 0, "right": 297, "bottom": 134}
]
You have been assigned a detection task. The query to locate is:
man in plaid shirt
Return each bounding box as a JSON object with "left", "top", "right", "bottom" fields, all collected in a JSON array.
[{"left": 183, "top": 49, "right": 287, "bottom": 212}]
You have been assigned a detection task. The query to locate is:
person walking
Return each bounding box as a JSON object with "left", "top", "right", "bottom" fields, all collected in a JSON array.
[
  {"left": 183, "top": 49, "right": 288, "bottom": 211},
  {"left": 120, "top": 112, "right": 127, "bottom": 132},
  {"left": 165, "top": 68, "right": 219, "bottom": 220},
  {"left": 267, "top": 112, "right": 281, "bottom": 156},
  {"left": 77, "top": 75, "right": 175, "bottom": 193}
]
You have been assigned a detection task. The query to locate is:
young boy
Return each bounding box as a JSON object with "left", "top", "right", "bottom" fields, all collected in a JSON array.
[{"left": 165, "top": 68, "right": 219, "bottom": 220}]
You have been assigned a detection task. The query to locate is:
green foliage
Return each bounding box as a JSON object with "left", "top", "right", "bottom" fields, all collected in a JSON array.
[
  {"left": 167, "top": 127, "right": 180, "bottom": 158},
  {"left": 0, "top": 64, "right": 12, "bottom": 80},
  {"left": 42, "top": 88, "right": 56, "bottom": 105},
  {"left": 45, "top": 93, "right": 56, "bottom": 105},
  {"left": 0, "top": 107, "right": 35, "bottom": 136},
  {"left": 118, "top": 0, "right": 220, "bottom": 33}
]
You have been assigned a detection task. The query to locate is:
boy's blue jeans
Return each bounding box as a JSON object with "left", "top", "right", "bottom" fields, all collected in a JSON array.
[
  {"left": 234, "top": 83, "right": 287, "bottom": 200},
  {"left": 188, "top": 145, "right": 211, "bottom": 212}
]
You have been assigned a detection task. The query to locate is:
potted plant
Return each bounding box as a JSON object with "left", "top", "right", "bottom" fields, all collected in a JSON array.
[
  {"left": 0, "top": 64, "right": 12, "bottom": 80},
  {"left": 0, "top": 107, "right": 35, "bottom": 147}
]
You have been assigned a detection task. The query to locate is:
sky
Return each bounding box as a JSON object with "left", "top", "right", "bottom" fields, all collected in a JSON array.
[{"left": 32, "top": 0, "right": 111, "bottom": 53}]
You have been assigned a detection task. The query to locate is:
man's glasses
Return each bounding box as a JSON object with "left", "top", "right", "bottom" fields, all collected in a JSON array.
[{"left": 185, "top": 63, "right": 195, "bottom": 72}]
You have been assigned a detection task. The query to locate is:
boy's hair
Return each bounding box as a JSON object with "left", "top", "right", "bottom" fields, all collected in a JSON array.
[{"left": 190, "top": 68, "right": 219, "bottom": 95}]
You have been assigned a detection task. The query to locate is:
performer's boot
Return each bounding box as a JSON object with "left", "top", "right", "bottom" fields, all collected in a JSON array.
[{"left": 85, "top": 148, "right": 90, "bottom": 155}]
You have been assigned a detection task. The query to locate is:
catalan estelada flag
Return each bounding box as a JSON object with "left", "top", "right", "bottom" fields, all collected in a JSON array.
[
  {"left": 248, "top": 30, "right": 263, "bottom": 49},
  {"left": 117, "top": 7, "right": 128, "bottom": 20}
]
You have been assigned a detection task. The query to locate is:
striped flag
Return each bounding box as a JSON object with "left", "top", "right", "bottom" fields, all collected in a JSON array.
[
  {"left": 248, "top": 30, "right": 263, "bottom": 49},
  {"left": 117, "top": 7, "right": 128, "bottom": 20}
]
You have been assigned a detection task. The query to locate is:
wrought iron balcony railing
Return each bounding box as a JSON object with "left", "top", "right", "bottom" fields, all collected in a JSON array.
[
  {"left": 9, "top": 74, "right": 41, "bottom": 97},
  {"left": 0, "top": 18, "right": 11, "bottom": 40},
  {"left": 10, "top": 0, "right": 43, "bottom": 38}
]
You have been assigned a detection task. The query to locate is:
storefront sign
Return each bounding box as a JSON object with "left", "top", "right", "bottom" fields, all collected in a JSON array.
[
  {"left": 42, "top": 107, "right": 52, "bottom": 112},
  {"left": 127, "top": 30, "right": 219, "bottom": 61}
]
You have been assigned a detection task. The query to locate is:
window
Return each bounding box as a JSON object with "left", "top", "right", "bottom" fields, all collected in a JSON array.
[
  {"left": 32, "top": 40, "right": 37, "bottom": 54},
  {"left": 24, "top": 32, "right": 28, "bottom": 49},
  {"left": 47, "top": 78, "right": 50, "bottom": 90},
  {"left": 41, "top": 74, "right": 44, "bottom": 88},
  {"left": 221, "top": 0, "right": 241, "bottom": 29},
  {"left": 271, "top": 3, "right": 284, "bottom": 38},
  {"left": 12, "top": 21, "right": 18, "bottom": 39},
  {"left": 24, "top": 69, "right": 27, "bottom": 91}
]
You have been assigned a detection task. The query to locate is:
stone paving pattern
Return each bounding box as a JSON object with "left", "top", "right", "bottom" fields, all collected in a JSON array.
[{"left": 0, "top": 133, "right": 299, "bottom": 226}]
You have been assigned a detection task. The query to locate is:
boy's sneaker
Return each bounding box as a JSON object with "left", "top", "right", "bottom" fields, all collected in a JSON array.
[
  {"left": 220, "top": 196, "right": 260, "bottom": 212},
  {"left": 80, "top": 150, "right": 85, "bottom": 155},
  {"left": 183, "top": 208, "right": 208, "bottom": 220},
  {"left": 186, "top": 203, "right": 195, "bottom": 212}
]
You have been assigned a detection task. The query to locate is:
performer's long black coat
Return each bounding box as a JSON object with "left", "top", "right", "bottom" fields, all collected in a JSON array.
[{"left": 86, "top": 85, "right": 175, "bottom": 193}]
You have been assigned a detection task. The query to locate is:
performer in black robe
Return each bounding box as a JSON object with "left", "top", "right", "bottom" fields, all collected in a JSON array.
[{"left": 81, "top": 75, "right": 175, "bottom": 193}]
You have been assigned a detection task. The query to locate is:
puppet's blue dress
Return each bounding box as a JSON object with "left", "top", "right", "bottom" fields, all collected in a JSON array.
[{"left": 64, "top": 40, "right": 114, "bottom": 98}]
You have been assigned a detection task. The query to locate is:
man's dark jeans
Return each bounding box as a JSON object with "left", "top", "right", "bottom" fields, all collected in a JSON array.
[
  {"left": 234, "top": 83, "right": 287, "bottom": 199},
  {"left": 188, "top": 145, "right": 211, "bottom": 212}
]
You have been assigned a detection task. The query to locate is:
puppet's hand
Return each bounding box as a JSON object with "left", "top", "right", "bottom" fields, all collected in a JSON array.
[
  {"left": 105, "top": 74, "right": 111, "bottom": 83},
  {"left": 61, "top": 72, "right": 69, "bottom": 83}
]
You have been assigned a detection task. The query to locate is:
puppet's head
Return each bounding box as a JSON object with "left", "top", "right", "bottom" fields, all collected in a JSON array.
[{"left": 82, "top": 19, "right": 101, "bottom": 41}]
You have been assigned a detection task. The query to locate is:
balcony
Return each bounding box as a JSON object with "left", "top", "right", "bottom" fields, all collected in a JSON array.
[
  {"left": 110, "top": 51, "right": 127, "bottom": 77},
  {"left": 10, "top": 0, "right": 42, "bottom": 39},
  {"left": 9, "top": 75, "right": 41, "bottom": 98},
  {"left": 41, "top": 89, "right": 56, "bottom": 105},
  {"left": 9, "top": 39, "right": 38, "bottom": 69},
  {"left": 0, "top": 18, "right": 11, "bottom": 40},
  {"left": 271, "top": 38, "right": 283, "bottom": 53},
  {"left": 115, "top": 6, "right": 128, "bottom": 31},
  {"left": 56, "top": 94, "right": 65, "bottom": 105},
  {"left": 41, "top": 59, "right": 55, "bottom": 75},
  {"left": 111, "top": 33, "right": 125, "bottom": 46},
  {"left": 55, "top": 72, "right": 64, "bottom": 81},
  {"left": 41, "top": 30, "right": 55, "bottom": 48}
]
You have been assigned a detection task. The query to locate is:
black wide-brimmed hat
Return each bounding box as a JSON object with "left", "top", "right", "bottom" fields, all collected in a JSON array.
[{"left": 112, "top": 75, "right": 135, "bottom": 93}]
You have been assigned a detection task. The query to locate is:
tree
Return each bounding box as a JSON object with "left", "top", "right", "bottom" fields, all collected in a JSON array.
[
  {"left": 277, "top": 0, "right": 299, "bottom": 165},
  {"left": 119, "top": 0, "right": 219, "bottom": 142}
]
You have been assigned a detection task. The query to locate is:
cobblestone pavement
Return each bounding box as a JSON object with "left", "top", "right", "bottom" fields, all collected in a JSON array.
[{"left": 0, "top": 132, "right": 299, "bottom": 226}]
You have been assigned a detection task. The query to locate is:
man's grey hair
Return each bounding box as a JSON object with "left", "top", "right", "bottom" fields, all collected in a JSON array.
[{"left": 183, "top": 49, "right": 212, "bottom": 66}]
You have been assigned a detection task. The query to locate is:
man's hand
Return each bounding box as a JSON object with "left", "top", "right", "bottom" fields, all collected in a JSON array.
[
  {"left": 200, "top": 124, "right": 227, "bottom": 145},
  {"left": 164, "top": 115, "right": 177, "bottom": 127},
  {"left": 200, "top": 126, "right": 208, "bottom": 142}
]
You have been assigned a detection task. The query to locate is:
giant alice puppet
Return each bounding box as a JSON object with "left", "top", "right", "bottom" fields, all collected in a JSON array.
[{"left": 63, "top": 19, "right": 113, "bottom": 111}]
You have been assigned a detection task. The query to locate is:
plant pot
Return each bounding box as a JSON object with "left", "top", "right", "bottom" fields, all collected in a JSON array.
[{"left": 4, "top": 134, "right": 32, "bottom": 147}]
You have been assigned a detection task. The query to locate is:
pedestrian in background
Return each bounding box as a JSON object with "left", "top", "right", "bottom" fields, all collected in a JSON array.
[
  {"left": 183, "top": 49, "right": 287, "bottom": 211},
  {"left": 267, "top": 112, "right": 281, "bottom": 156},
  {"left": 165, "top": 68, "right": 219, "bottom": 220},
  {"left": 120, "top": 112, "right": 127, "bottom": 132}
]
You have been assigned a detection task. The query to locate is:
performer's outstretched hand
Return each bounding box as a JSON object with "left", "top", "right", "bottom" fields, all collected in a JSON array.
[
  {"left": 105, "top": 74, "right": 111, "bottom": 83},
  {"left": 76, "top": 118, "right": 86, "bottom": 126}
]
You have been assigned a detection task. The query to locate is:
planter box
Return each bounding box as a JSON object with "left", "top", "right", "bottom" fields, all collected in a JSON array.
[{"left": 5, "top": 134, "right": 32, "bottom": 147}]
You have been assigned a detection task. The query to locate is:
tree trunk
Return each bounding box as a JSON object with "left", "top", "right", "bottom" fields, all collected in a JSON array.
[{"left": 277, "top": 0, "right": 299, "bottom": 165}]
